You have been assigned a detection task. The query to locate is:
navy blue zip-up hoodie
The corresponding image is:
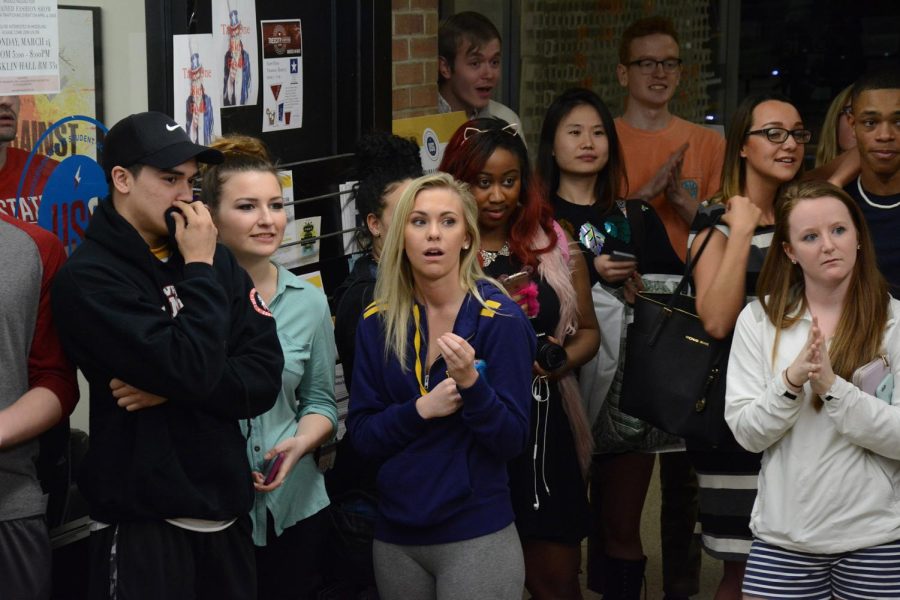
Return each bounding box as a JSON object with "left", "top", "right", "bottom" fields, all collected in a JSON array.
[
  {"left": 51, "top": 198, "right": 283, "bottom": 523},
  {"left": 347, "top": 280, "right": 536, "bottom": 545}
]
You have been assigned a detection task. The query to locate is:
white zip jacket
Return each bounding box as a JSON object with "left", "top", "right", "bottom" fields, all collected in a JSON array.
[{"left": 726, "top": 298, "right": 900, "bottom": 554}]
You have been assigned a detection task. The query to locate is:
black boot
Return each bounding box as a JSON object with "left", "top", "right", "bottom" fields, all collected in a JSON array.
[{"left": 601, "top": 556, "right": 646, "bottom": 600}]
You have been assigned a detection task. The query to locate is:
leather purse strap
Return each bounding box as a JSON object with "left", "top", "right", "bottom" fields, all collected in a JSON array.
[{"left": 665, "top": 209, "right": 723, "bottom": 307}]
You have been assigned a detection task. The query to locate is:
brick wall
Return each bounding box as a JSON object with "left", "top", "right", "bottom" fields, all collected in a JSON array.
[{"left": 392, "top": 0, "right": 439, "bottom": 120}]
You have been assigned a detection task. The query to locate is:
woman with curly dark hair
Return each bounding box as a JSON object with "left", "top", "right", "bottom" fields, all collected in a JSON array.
[{"left": 333, "top": 132, "right": 424, "bottom": 389}]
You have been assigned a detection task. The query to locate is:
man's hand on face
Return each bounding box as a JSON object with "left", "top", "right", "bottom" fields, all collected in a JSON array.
[{"left": 170, "top": 200, "right": 217, "bottom": 265}]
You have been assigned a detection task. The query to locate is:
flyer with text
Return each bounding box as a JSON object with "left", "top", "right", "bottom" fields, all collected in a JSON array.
[{"left": 260, "top": 19, "right": 302, "bottom": 133}]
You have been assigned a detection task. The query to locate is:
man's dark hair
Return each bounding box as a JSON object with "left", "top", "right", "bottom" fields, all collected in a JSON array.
[
  {"left": 106, "top": 163, "right": 144, "bottom": 184},
  {"left": 618, "top": 16, "right": 680, "bottom": 65},
  {"left": 851, "top": 69, "right": 900, "bottom": 105},
  {"left": 438, "top": 11, "right": 501, "bottom": 84}
]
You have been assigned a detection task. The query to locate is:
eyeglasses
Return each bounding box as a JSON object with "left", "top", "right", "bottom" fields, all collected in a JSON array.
[
  {"left": 462, "top": 122, "right": 521, "bottom": 142},
  {"left": 745, "top": 127, "right": 812, "bottom": 144},
  {"left": 626, "top": 58, "right": 683, "bottom": 74}
]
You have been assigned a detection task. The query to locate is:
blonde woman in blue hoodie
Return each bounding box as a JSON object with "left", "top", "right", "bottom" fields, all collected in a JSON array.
[{"left": 347, "top": 173, "right": 536, "bottom": 599}]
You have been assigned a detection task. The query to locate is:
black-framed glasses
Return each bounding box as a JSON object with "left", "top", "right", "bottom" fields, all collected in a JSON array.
[
  {"left": 462, "top": 122, "right": 520, "bottom": 142},
  {"left": 745, "top": 127, "right": 812, "bottom": 144},
  {"left": 626, "top": 58, "right": 682, "bottom": 74}
]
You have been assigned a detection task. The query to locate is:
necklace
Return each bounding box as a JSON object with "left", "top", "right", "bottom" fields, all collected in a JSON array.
[
  {"left": 480, "top": 241, "right": 510, "bottom": 267},
  {"left": 857, "top": 176, "right": 900, "bottom": 210}
]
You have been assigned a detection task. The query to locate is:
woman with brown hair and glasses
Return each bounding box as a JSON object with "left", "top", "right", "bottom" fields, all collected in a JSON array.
[{"left": 687, "top": 93, "right": 809, "bottom": 600}]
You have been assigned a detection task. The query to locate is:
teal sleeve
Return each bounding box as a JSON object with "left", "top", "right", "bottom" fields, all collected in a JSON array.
[{"left": 296, "top": 294, "right": 338, "bottom": 437}]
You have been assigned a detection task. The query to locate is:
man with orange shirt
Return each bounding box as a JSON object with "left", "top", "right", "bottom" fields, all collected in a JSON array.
[
  {"left": 615, "top": 17, "right": 724, "bottom": 262},
  {"left": 603, "top": 15, "right": 723, "bottom": 600}
]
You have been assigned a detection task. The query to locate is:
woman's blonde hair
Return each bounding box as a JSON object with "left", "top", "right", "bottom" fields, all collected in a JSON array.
[
  {"left": 814, "top": 85, "right": 854, "bottom": 168},
  {"left": 374, "top": 172, "right": 497, "bottom": 367},
  {"left": 757, "top": 180, "right": 889, "bottom": 397}
]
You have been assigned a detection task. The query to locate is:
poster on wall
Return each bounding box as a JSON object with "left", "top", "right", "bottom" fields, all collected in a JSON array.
[
  {"left": 392, "top": 112, "right": 467, "bottom": 174},
  {"left": 271, "top": 171, "right": 323, "bottom": 270},
  {"left": 259, "top": 19, "right": 302, "bottom": 133},
  {"left": 0, "top": 0, "right": 60, "bottom": 95},
  {"left": 212, "top": 0, "right": 258, "bottom": 107},
  {"left": 274, "top": 206, "right": 322, "bottom": 270},
  {"left": 2, "top": 6, "right": 107, "bottom": 255},
  {"left": 12, "top": 7, "right": 101, "bottom": 162},
  {"left": 172, "top": 34, "right": 221, "bottom": 145}
]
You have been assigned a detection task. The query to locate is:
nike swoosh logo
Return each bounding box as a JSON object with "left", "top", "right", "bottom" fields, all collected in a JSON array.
[{"left": 166, "top": 124, "right": 181, "bottom": 131}]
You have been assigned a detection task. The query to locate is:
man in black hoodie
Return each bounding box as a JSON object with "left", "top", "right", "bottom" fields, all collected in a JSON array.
[{"left": 51, "top": 111, "right": 283, "bottom": 599}]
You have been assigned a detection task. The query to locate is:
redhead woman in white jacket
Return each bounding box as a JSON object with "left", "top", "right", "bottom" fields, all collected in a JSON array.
[{"left": 726, "top": 180, "right": 900, "bottom": 600}]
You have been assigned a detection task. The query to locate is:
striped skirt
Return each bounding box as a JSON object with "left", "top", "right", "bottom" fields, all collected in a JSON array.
[{"left": 686, "top": 445, "right": 761, "bottom": 561}]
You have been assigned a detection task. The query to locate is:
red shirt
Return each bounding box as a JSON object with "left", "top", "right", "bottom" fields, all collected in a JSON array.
[{"left": 0, "top": 146, "right": 59, "bottom": 224}]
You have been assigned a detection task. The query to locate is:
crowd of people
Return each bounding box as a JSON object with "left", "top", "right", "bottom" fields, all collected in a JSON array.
[{"left": 1, "top": 9, "right": 899, "bottom": 600}]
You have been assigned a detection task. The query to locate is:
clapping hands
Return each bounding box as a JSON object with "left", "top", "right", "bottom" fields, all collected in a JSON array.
[
  {"left": 785, "top": 316, "right": 836, "bottom": 395},
  {"left": 633, "top": 143, "right": 699, "bottom": 224}
]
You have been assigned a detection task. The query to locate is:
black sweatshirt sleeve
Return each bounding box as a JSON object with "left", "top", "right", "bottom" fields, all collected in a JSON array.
[{"left": 52, "top": 248, "right": 282, "bottom": 420}]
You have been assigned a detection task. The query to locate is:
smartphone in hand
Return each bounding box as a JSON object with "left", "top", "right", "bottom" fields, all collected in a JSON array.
[
  {"left": 500, "top": 270, "right": 532, "bottom": 296},
  {"left": 164, "top": 200, "right": 203, "bottom": 243},
  {"left": 610, "top": 250, "right": 637, "bottom": 262},
  {"left": 262, "top": 452, "right": 286, "bottom": 485},
  {"left": 164, "top": 206, "right": 182, "bottom": 242}
]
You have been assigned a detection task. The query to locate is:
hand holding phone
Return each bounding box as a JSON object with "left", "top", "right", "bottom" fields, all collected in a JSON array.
[
  {"left": 499, "top": 270, "right": 532, "bottom": 296},
  {"left": 165, "top": 200, "right": 217, "bottom": 265},
  {"left": 610, "top": 250, "right": 637, "bottom": 262},
  {"left": 262, "top": 452, "right": 286, "bottom": 485}
]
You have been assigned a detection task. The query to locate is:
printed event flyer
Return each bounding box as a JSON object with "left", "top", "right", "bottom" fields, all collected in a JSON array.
[
  {"left": 0, "top": 0, "right": 59, "bottom": 94},
  {"left": 260, "top": 19, "right": 302, "bottom": 133}
]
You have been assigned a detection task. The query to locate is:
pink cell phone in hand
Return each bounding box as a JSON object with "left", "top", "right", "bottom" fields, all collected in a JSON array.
[
  {"left": 500, "top": 270, "right": 532, "bottom": 296},
  {"left": 262, "top": 452, "right": 285, "bottom": 485}
]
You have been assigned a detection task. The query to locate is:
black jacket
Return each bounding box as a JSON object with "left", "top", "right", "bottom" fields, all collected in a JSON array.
[
  {"left": 332, "top": 253, "right": 377, "bottom": 392},
  {"left": 52, "top": 198, "right": 283, "bottom": 523}
]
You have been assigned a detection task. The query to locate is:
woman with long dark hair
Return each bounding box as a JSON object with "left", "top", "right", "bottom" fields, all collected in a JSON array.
[
  {"left": 536, "top": 87, "right": 685, "bottom": 599},
  {"left": 441, "top": 117, "right": 600, "bottom": 599}
]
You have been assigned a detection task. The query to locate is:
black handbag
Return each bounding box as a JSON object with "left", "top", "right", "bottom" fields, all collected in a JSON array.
[{"left": 619, "top": 215, "right": 738, "bottom": 448}]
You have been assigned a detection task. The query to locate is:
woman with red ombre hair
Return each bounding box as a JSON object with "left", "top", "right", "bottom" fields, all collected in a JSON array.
[{"left": 440, "top": 117, "right": 600, "bottom": 600}]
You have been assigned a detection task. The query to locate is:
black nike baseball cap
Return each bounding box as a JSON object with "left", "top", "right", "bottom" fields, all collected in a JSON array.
[{"left": 101, "top": 111, "right": 223, "bottom": 177}]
